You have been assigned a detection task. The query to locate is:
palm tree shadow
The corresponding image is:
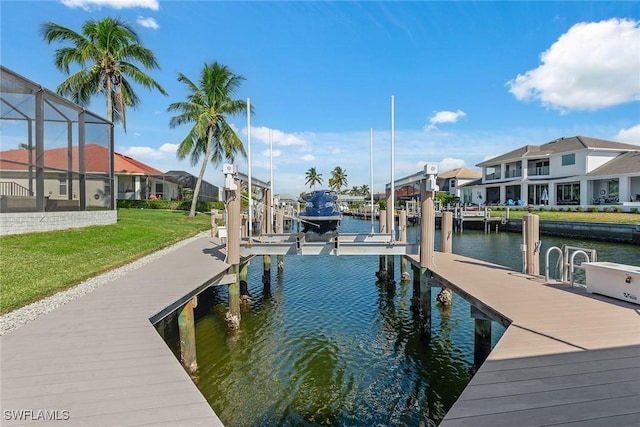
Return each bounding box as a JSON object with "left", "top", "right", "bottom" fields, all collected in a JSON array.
[{"left": 203, "top": 242, "right": 227, "bottom": 259}]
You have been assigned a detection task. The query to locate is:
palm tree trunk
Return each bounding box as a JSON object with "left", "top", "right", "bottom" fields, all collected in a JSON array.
[
  {"left": 189, "top": 129, "right": 214, "bottom": 217},
  {"left": 105, "top": 76, "right": 113, "bottom": 124}
]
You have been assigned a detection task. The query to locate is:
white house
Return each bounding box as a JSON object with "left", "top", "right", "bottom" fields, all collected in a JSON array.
[{"left": 460, "top": 136, "right": 640, "bottom": 208}]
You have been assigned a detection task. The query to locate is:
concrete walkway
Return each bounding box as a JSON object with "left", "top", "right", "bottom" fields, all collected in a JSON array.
[
  {"left": 1, "top": 234, "right": 229, "bottom": 426},
  {"left": 421, "top": 252, "right": 640, "bottom": 426}
]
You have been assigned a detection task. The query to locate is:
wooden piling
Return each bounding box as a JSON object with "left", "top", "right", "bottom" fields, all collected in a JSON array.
[
  {"left": 523, "top": 213, "right": 540, "bottom": 275},
  {"left": 441, "top": 211, "right": 453, "bottom": 253},
  {"left": 276, "top": 209, "right": 284, "bottom": 234},
  {"left": 263, "top": 254, "right": 271, "bottom": 284},
  {"left": 226, "top": 179, "right": 241, "bottom": 328},
  {"left": 474, "top": 318, "right": 492, "bottom": 371},
  {"left": 420, "top": 183, "right": 435, "bottom": 270},
  {"left": 411, "top": 264, "right": 431, "bottom": 339},
  {"left": 178, "top": 298, "right": 197, "bottom": 375}
]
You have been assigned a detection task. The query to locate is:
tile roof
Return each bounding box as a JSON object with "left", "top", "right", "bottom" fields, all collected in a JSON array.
[{"left": 0, "top": 144, "right": 163, "bottom": 175}]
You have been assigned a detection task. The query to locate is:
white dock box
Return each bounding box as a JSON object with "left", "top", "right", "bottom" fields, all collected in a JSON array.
[{"left": 582, "top": 262, "right": 640, "bottom": 305}]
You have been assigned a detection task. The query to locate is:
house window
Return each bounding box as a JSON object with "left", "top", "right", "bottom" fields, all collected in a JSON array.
[
  {"left": 104, "top": 178, "right": 111, "bottom": 199},
  {"left": 562, "top": 153, "right": 575, "bottom": 166},
  {"left": 58, "top": 174, "right": 67, "bottom": 196},
  {"left": 556, "top": 182, "right": 580, "bottom": 205}
]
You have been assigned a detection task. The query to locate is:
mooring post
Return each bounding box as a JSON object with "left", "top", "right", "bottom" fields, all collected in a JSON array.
[
  {"left": 420, "top": 184, "right": 435, "bottom": 270},
  {"left": 523, "top": 212, "right": 540, "bottom": 276},
  {"left": 276, "top": 209, "right": 284, "bottom": 234},
  {"left": 241, "top": 213, "right": 248, "bottom": 239},
  {"left": 210, "top": 208, "right": 218, "bottom": 237},
  {"left": 387, "top": 255, "right": 395, "bottom": 284},
  {"left": 226, "top": 178, "right": 241, "bottom": 329},
  {"left": 441, "top": 211, "right": 453, "bottom": 253},
  {"left": 411, "top": 264, "right": 431, "bottom": 339},
  {"left": 263, "top": 254, "right": 271, "bottom": 285},
  {"left": 471, "top": 306, "right": 492, "bottom": 374},
  {"left": 178, "top": 297, "right": 198, "bottom": 375}
]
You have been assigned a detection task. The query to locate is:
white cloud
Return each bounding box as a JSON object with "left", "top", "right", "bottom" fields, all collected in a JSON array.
[
  {"left": 425, "top": 110, "right": 466, "bottom": 131},
  {"left": 301, "top": 154, "right": 315, "bottom": 162},
  {"left": 136, "top": 16, "right": 159, "bottom": 29},
  {"left": 122, "top": 143, "right": 177, "bottom": 159},
  {"left": 61, "top": 0, "right": 159, "bottom": 11},
  {"left": 439, "top": 158, "right": 468, "bottom": 172},
  {"left": 614, "top": 124, "right": 640, "bottom": 145},
  {"left": 507, "top": 18, "right": 640, "bottom": 111},
  {"left": 248, "top": 126, "right": 308, "bottom": 146}
]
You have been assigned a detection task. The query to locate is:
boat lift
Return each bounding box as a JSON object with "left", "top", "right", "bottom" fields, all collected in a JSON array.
[{"left": 240, "top": 232, "right": 419, "bottom": 257}]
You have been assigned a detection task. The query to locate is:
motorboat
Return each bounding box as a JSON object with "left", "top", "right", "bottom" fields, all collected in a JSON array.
[{"left": 298, "top": 190, "right": 342, "bottom": 235}]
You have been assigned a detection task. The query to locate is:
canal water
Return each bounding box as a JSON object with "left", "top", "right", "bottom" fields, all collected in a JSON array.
[{"left": 162, "top": 216, "right": 638, "bottom": 426}]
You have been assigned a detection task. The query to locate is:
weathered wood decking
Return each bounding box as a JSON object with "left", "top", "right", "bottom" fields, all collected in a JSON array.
[
  {"left": 1, "top": 234, "right": 229, "bottom": 426},
  {"left": 418, "top": 252, "right": 640, "bottom": 426}
]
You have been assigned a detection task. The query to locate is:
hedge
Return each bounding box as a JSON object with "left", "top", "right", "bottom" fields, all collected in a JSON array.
[{"left": 117, "top": 199, "right": 225, "bottom": 212}]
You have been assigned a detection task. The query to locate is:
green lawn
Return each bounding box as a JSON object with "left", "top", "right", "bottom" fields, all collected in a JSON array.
[
  {"left": 0, "top": 209, "right": 212, "bottom": 314},
  {"left": 496, "top": 209, "right": 639, "bottom": 223}
]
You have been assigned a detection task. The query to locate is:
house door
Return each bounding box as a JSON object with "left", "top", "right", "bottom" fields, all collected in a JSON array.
[{"left": 528, "top": 184, "right": 548, "bottom": 205}]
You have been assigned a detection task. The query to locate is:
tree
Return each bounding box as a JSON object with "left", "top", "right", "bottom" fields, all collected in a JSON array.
[
  {"left": 41, "top": 17, "right": 167, "bottom": 131},
  {"left": 305, "top": 167, "right": 323, "bottom": 190},
  {"left": 330, "top": 166, "right": 348, "bottom": 194},
  {"left": 168, "top": 62, "right": 248, "bottom": 217},
  {"left": 360, "top": 184, "right": 370, "bottom": 197}
]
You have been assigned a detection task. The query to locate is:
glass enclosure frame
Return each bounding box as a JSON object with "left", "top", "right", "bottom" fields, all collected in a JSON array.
[{"left": 0, "top": 66, "right": 114, "bottom": 213}]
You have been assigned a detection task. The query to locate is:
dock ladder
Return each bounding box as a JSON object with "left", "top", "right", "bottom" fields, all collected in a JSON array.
[{"left": 545, "top": 245, "right": 597, "bottom": 287}]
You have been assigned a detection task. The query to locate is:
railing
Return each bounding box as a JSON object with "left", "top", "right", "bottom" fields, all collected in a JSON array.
[
  {"left": 0, "top": 181, "right": 31, "bottom": 197},
  {"left": 545, "top": 245, "right": 597, "bottom": 286}
]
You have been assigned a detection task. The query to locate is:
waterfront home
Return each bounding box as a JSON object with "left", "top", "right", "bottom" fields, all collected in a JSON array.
[{"left": 460, "top": 136, "right": 640, "bottom": 208}]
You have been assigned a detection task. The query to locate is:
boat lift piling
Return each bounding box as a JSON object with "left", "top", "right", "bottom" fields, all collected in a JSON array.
[{"left": 224, "top": 167, "right": 242, "bottom": 329}]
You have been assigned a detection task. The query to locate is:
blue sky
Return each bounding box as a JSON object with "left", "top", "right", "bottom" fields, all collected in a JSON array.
[{"left": 2, "top": 0, "right": 639, "bottom": 196}]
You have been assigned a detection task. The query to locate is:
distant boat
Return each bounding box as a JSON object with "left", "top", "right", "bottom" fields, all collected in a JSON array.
[{"left": 299, "top": 190, "right": 342, "bottom": 235}]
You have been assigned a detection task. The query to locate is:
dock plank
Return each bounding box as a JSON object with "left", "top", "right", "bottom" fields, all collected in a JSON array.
[
  {"left": 1, "top": 234, "right": 228, "bottom": 426},
  {"left": 422, "top": 252, "right": 640, "bottom": 426}
]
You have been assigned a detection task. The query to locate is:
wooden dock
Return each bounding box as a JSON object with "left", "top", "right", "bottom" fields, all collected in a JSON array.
[
  {"left": 1, "top": 234, "right": 229, "bottom": 426},
  {"left": 3, "top": 231, "right": 639, "bottom": 426},
  {"left": 416, "top": 252, "right": 640, "bottom": 426}
]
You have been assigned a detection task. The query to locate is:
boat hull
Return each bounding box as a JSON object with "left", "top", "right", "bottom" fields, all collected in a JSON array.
[{"left": 299, "top": 215, "right": 341, "bottom": 235}]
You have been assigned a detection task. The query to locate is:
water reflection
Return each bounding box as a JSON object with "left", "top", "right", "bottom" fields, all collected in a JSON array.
[{"left": 161, "top": 217, "right": 635, "bottom": 426}]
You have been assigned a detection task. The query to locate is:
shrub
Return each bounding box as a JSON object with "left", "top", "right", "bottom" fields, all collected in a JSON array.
[
  {"left": 587, "top": 207, "right": 598, "bottom": 213},
  {"left": 576, "top": 206, "right": 584, "bottom": 212},
  {"left": 613, "top": 206, "right": 622, "bottom": 213},
  {"left": 117, "top": 199, "right": 224, "bottom": 213}
]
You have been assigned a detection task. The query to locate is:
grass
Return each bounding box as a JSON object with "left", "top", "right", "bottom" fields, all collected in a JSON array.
[
  {"left": 496, "top": 209, "right": 639, "bottom": 223},
  {"left": 0, "top": 209, "right": 212, "bottom": 314}
]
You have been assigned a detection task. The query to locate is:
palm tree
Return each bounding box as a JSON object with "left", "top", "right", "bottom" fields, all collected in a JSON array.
[
  {"left": 305, "top": 167, "right": 323, "bottom": 190},
  {"left": 350, "top": 185, "right": 361, "bottom": 196},
  {"left": 41, "top": 17, "right": 167, "bottom": 131},
  {"left": 168, "top": 62, "right": 248, "bottom": 217},
  {"left": 360, "top": 184, "right": 370, "bottom": 197},
  {"left": 330, "top": 166, "right": 348, "bottom": 194}
]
